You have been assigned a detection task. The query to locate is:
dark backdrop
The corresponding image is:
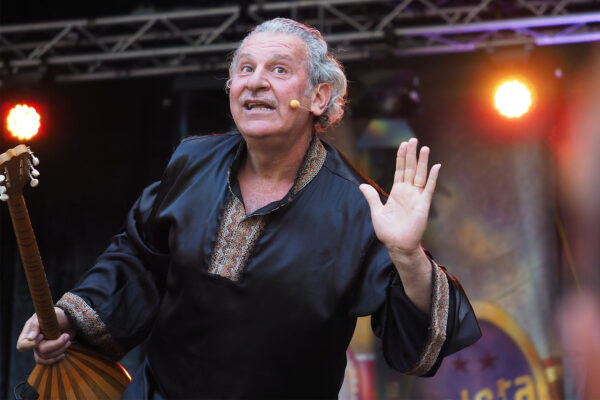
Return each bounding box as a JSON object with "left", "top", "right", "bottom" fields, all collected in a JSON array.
[{"left": 0, "top": 76, "right": 231, "bottom": 397}]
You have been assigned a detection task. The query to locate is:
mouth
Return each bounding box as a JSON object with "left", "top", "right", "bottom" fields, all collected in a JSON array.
[{"left": 243, "top": 99, "right": 276, "bottom": 111}]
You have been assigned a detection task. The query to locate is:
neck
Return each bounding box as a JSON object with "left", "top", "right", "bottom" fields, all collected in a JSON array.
[{"left": 242, "top": 132, "right": 313, "bottom": 183}]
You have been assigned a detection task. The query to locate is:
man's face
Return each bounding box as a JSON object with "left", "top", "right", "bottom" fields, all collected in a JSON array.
[{"left": 229, "top": 32, "right": 315, "bottom": 142}]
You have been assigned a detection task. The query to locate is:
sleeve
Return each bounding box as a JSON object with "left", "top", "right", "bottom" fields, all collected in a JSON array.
[
  {"left": 56, "top": 151, "right": 181, "bottom": 360},
  {"left": 357, "top": 240, "right": 481, "bottom": 377}
]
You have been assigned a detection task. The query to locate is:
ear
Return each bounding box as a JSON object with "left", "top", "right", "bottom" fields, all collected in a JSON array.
[{"left": 310, "top": 83, "right": 332, "bottom": 116}]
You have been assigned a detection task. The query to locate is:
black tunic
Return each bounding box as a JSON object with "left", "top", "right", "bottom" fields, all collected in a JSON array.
[{"left": 57, "top": 132, "right": 481, "bottom": 399}]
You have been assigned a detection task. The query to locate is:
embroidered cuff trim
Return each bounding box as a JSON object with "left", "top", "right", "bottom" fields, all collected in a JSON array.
[
  {"left": 56, "top": 292, "right": 125, "bottom": 360},
  {"left": 405, "top": 261, "right": 449, "bottom": 376}
]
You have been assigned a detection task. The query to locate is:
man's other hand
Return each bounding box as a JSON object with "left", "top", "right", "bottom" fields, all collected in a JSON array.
[{"left": 16, "top": 307, "right": 74, "bottom": 365}]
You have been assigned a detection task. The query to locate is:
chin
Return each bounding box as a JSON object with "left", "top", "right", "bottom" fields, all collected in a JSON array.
[{"left": 237, "top": 122, "right": 282, "bottom": 139}]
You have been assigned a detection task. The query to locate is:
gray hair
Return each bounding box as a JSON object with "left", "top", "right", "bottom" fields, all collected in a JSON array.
[{"left": 227, "top": 18, "right": 347, "bottom": 131}]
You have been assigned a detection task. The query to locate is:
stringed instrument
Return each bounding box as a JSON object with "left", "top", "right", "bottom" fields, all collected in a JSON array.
[{"left": 0, "top": 145, "right": 131, "bottom": 399}]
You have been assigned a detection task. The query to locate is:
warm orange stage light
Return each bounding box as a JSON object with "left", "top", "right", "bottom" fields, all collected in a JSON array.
[
  {"left": 494, "top": 80, "right": 532, "bottom": 119},
  {"left": 6, "top": 104, "right": 41, "bottom": 140}
]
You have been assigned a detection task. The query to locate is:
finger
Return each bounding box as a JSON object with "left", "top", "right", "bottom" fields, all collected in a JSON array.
[
  {"left": 16, "top": 314, "right": 40, "bottom": 351},
  {"left": 36, "top": 341, "right": 71, "bottom": 361},
  {"left": 36, "top": 333, "right": 71, "bottom": 359},
  {"left": 394, "top": 142, "right": 408, "bottom": 183},
  {"left": 359, "top": 184, "right": 383, "bottom": 216},
  {"left": 404, "top": 138, "right": 418, "bottom": 183},
  {"left": 423, "top": 164, "right": 441, "bottom": 203},
  {"left": 34, "top": 350, "right": 66, "bottom": 365},
  {"left": 413, "top": 146, "right": 430, "bottom": 188},
  {"left": 16, "top": 335, "right": 41, "bottom": 352}
]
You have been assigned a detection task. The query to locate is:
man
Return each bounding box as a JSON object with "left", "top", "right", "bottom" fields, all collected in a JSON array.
[{"left": 17, "top": 18, "right": 480, "bottom": 399}]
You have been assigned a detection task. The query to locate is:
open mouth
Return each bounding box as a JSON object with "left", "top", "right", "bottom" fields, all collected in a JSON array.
[{"left": 244, "top": 100, "right": 275, "bottom": 111}]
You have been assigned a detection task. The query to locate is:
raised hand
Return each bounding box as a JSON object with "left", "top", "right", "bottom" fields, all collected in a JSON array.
[
  {"left": 359, "top": 138, "right": 440, "bottom": 257},
  {"left": 359, "top": 138, "right": 440, "bottom": 312}
]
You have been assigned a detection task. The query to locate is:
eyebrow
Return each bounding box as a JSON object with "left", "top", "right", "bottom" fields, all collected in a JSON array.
[{"left": 238, "top": 53, "right": 295, "bottom": 63}]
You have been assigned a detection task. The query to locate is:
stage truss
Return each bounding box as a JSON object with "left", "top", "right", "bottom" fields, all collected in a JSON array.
[{"left": 1, "top": 0, "right": 599, "bottom": 82}]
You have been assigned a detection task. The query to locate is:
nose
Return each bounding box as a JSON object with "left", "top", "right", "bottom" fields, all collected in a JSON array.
[{"left": 246, "top": 67, "right": 269, "bottom": 91}]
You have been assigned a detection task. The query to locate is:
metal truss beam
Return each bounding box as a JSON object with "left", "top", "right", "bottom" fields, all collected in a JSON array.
[{"left": 1, "top": 0, "right": 599, "bottom": 82}]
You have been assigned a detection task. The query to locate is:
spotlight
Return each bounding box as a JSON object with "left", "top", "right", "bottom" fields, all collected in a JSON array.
[
  {"left": 494, "top": 80, "right": 532, "bottom": 119},
  {"left": 6, "top": 104, "right": 41, "bottom": 140}
]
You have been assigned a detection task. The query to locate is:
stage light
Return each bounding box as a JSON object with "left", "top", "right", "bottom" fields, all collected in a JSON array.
[
  {"left": 6, "top": 104, "right": 41, "bottom": 140},
  {"left": 494, "top": 80, "right": 532, "bottom": 119}
]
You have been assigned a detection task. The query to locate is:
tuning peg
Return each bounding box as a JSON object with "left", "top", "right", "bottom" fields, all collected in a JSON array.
[
  {"left": 0, "top": 186, "right": 5, "bottom": 194},
  {"left": 27, "top": 148, "right": 40, "bottom": 166},
  {"left": 30, "top": 179, "right": 39, "bottom": 187},
  {"left": 31, "top": 169, "right": 40, "bottom": 178},
  {"left": 0, "top": 194, "right": 8, "bottom": 202},
  {"left": 0, "top": 175, "right": 5, "bottom": 183}
]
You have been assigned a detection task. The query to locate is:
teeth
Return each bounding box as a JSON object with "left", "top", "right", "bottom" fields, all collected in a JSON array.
[{"left": 247, "top": 102, "right": 272, "bottom": 110}]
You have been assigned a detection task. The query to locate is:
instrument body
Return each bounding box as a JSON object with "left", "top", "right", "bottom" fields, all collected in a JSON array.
[{"left": 1, "top": 145, "right": 130, "bottom": 399}]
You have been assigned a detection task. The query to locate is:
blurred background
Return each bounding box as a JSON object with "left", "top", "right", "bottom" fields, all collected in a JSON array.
[{"left": 1, "top": 1, "right": 600, "bottom": 399}]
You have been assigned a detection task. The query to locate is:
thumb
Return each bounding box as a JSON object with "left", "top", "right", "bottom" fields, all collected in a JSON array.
[
  {"left": 17, "top": 314, "right": 41, "bottom": 351},
  {"left": 359, "top": 184, "right": 383, "bottom": 215},
  {"left": 26, "top": 316, "right": 40, "bottom": 340}
]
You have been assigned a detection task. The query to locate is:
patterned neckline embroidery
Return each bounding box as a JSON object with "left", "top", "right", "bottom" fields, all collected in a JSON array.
[{"left": 209, "top": 136, "right": 327, "bottom": 281}]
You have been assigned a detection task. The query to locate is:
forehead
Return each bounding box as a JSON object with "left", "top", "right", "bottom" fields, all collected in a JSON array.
[{"left": 238, "top": 32, "right": 308, "bottom": 62}]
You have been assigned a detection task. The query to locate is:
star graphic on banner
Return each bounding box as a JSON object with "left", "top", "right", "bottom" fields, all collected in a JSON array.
[
  {"left": 480, "top": 352, "right": 498, "bottom": 370},
  {"left": 453, "top": 355, "right": 468, "bottom": 372}
]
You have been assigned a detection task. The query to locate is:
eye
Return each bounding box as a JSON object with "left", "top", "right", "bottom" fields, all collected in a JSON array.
[
  {"left": 273, "top": 66, "right": 287, "bottom": 74},
  {"left": 240, "top": 65, "right": 253, "bottom": 73}
]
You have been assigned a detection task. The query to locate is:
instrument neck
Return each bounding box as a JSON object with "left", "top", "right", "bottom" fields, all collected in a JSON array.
[{"left": 7, "top": 193, "right": 60, "bottom": 340}]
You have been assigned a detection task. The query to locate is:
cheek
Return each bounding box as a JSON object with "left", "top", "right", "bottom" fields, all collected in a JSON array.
[
  {"left": 228, "top": 94, "right": 237, "bottom": 113},
  {"left": 229, "top": 84, "right": 243, "bottom": 109},
  {"left": 229, "top": 77, "right": 244, "bottom": 96}
]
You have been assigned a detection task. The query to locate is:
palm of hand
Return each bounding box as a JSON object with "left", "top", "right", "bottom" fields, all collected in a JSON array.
[
  {"left": 371, "top": 181, "right": 431, "bottom": 253},
  {"left": 359, "top": 138, "right": 440, "bottom": 255}
]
